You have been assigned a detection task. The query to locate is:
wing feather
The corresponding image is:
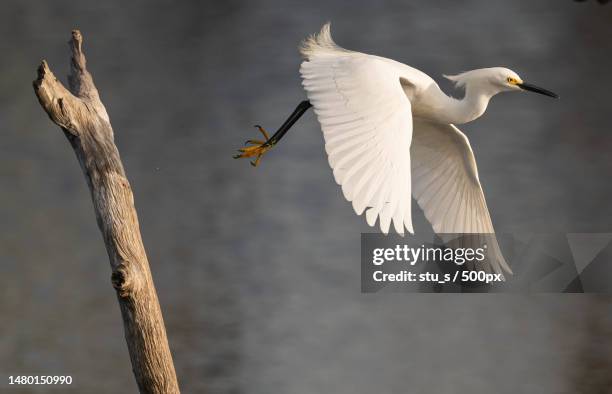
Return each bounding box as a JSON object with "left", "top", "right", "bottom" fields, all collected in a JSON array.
[
  {"left": 411, "top": 119, "right": 512, "bottom": 274},
  {"left": 300, "top": 51, "right": 414, "bottom": 234}
]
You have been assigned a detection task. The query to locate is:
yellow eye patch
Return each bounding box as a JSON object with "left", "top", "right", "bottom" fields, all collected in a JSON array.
[{"left": 507, "top": 77, "right": 519, "bottom": 85}]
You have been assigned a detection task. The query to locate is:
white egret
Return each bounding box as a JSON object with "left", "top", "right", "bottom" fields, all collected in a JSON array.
[{"left": 235, "top": 23, "right": 558, "bottom": 275}]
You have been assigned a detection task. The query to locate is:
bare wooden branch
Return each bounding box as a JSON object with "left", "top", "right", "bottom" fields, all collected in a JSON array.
[{"left": 33, "top": 30, "right": 180, "bottom": 394}]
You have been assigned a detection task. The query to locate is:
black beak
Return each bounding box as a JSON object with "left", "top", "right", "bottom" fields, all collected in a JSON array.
[{"left": 517, "top": 82, "right": 559, "bottom": 99}]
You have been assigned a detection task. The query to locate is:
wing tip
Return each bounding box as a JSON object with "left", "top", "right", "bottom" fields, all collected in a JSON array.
[{"left": 366, "top": 207, "right": 378, "bottom": 227}]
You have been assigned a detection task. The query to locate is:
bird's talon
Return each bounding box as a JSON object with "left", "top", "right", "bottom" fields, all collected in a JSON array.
[
  {"left": 254, "top": 125, "right": 270, "bottom": 140},
  {"left": 233, "top": 136, "right": 273, "bottom": 165}
]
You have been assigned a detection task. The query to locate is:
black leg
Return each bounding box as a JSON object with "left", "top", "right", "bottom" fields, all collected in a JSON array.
[
  {"left": 234, "top": 100, "right": 313, "bottom": 166},
  {"left": 261, "top": 100, "right": 312, "bottom": 147}
]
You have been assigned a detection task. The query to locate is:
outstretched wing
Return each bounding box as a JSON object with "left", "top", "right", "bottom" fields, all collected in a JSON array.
[
  {"left": 411, "top": 119, "right": 512, "bottom": 274},
  {"left": 300, "top": 51, "right": 414, "bottom": 235}
]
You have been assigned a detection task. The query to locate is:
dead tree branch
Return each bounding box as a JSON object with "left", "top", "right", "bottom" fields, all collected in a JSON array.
[{"left": 33, "top": 30, "right": 180, "bottom": 394}]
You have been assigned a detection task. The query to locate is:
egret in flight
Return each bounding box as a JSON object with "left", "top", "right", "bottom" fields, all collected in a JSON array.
[{"left": 234, "top": 23, "right": 558, "bottom": 275}]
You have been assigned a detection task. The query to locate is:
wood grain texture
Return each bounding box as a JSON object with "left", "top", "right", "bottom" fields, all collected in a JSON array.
[{"left": 33, "top": 30, "right": 180, "bottom": 394}]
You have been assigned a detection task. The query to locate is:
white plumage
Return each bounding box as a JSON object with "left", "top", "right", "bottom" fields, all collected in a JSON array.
[
  {"left": 301, "top": 53, "right": 414, "bottom": 236},
  {"left": 298, "top": 23, "right": 556, "bottom": 275}
]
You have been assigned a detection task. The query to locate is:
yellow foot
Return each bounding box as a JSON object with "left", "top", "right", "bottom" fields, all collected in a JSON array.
[{"left": 233, "top": 125, "right": 274, "bottom": 167}]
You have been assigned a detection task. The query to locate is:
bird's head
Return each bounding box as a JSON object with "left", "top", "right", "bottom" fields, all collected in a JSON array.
[{"left": 444, "top": 67, "right": 559, "bottom": 98}]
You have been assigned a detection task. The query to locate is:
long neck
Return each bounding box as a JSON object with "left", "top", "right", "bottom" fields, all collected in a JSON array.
[{"left": 443, "top": 84, "right": 497, "bottom": 125}]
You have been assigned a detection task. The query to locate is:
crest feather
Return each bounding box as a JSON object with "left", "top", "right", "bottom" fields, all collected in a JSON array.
[{"left": 443, "top": 71, "right": 471, "bottom": 88}]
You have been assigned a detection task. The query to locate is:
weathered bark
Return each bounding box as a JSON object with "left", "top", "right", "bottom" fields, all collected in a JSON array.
[{"left": 33, "top": 31, "right": 180, "bottom": 394}]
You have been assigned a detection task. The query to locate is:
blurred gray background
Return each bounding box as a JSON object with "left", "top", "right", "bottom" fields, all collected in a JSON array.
[{"left": 1, "top": 0, "right": 612, "bottom": 392}]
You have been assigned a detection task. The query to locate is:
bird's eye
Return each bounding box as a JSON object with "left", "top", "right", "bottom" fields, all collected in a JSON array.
[{"left": 507, "top": 77, "right": 515, "bottom": 84}]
